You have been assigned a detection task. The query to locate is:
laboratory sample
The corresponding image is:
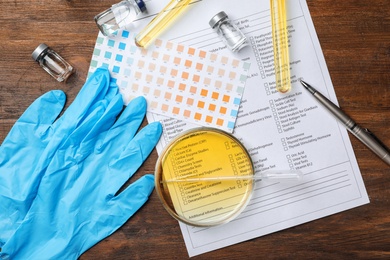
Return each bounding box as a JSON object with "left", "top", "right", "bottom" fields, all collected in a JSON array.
[
  {"left": 270, "top": 0, "right": 291, "bottom": 93},
  {"left": 155, "top": 128, "right": 255, "bottom": 227},
  {"left": 95, "top": 0, "right": 146, "bottom": 37},
  {"left": 209, "top": 11, "right": 248, "bottom": 52},
  {"left": 135, "top": 0, "right": 191, "bottom": 48},
  {"left": 31, "top": 43, "right": 74, "bottom": 82}
]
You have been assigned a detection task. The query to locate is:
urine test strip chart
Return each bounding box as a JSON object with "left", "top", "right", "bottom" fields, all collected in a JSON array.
[{"left": 89, "top": 31, "right": 251, "bottom": 132}]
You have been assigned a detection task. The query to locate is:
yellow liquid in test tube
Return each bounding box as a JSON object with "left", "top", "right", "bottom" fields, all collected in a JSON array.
[
  {"left": 135, "top": 0, "right": 191, "bottom": 48},
  {"left": 270, "top": 0, "right": 291, "bottom": 93}
]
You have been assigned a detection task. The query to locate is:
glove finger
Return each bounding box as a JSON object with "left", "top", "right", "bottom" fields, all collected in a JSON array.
[
  {"left": 107, "top": 122, "right": 162, "bottom": 195},
  {"left": 7, "top": 90, "right": 66, "bottom": 141},
  {"left": 107, "top": 174, "right": 155, "bottom": 225},
  {"left": 98, "top": 96, "right": 147, "bottom": 150},
  {"left": 57, "top": 93, "right": 123, "bottom": 165},
  {"left": 78, "top": 93, "right": 124, "bottom": 153},
  {"left": 81, "top": 73, "right": 119, "bottom": 121},
  {"left": 51, "top": 67, "right": 111, "bottom": 134}
]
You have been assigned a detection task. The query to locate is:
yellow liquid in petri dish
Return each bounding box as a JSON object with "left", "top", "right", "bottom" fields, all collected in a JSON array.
[{"left": 155, "top": 128, "right": 254, "bottom": 227}]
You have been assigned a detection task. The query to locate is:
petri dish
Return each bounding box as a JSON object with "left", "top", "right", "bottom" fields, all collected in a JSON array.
[{"left": 155, "top": 127, "right": 254, "bottom": 227}]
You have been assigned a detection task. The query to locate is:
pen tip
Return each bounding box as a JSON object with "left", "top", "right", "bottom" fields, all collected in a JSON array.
[
  {"left": 299, "top": 79, "right": 316, "bottom": 94},
  {"left": 300, "top": 79, "right": 307, "bottom": 86}
]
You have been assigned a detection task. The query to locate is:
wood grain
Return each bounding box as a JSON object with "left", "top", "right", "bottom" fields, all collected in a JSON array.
[{"left": 0, "top": 0, "right": 389, "bottom": 259}]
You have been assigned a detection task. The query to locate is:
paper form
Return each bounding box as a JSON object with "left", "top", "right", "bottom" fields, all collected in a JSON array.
[{"left": 141, "top": 0, "right": 369, "bottom": 256}]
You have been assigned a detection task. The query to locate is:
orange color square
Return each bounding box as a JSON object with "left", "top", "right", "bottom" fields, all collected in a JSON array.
[
  {"left": 174, "top": 57, "right": 181, "bottom": 65},
  {"left": 210, "top": 53, "right": 217, "bottom": 61},
  {"left": 199, "top": 50, "right": 206, "bottom": 58},
  {"left": 208, "top": 104, "right": 216, "bottom": 111},
  {"left": 166, "top": 41, "right": 173, "bottom": 49},
  {"left": 164, "top": 92, "right": 172, "bottom": 100},
  {"left": 196, "top": 63, "right": 203, "bottom": 70},
  {"left": 186, "top": 98, "right": 194, "bottom": 106},
  {"left": 179, "top": 83, "right": 186, "bottom": 91},
  {"left": 232, "top": 59, "right": 240, "bottom": 67},
  {"left": 162, "top": 104, "right": 169, "bottom": 112},
  {"left": 148, "top": 63, "right": 156, "bottom": 71},
  {"left": 194, "top": 113, "right": 202, "bottom": 120},
  {"left": 192, "top": 74, "right": 200, "bottom": 82},
  {"left": 177, "top": 44, "right": 184, "bottom": 52},
  {"left": 203, "top": 77, "right": 211, "bottom": 85},
  {"left": 183, "top": 110, "right": 191, "bottom": 117},
  {"left": 222, "top": 95, "right": 230, "bottom": 102},
  {"left": 200, "top": 89, "right": 208, "bottom": 97},
  {"left": 167, "top": 80, "right": 175, "bottom": 88},
  {"left": 157, "top": 77, "right": 164, "bottom": 85},
  {"left": 188, "top": 47, "right": 195, "bottom": 55},
  {"left": 190, "top": 86, "right": 197, "bottom": 94},
  {"left": 163, "top": 54, "right": 170, "bottom": 62},
  {"left": 145, "top": 74, "right": 153, "bottom": 82},
  {"left": 185, "top": 60, "right": 192, "bottom": 67},
  {"left": 181, "top": 72, "right": 189, "bottom": 80},
  {"left": 218, "top": 69, "right": 225, "bottom": 77},
  {"left": 219, "top": 106, "right": 227, "bottom": 114},
  {"left": 154, "top": 39, "right": 162, "bottom": 47},
  {"left": 137, "top": 60, "right": 145, "bottom": 68},
  {"left": 215, "top": 80, "right": 222, "bottom": 88},
  {"left": 135, "top": 72, "right": 142, "bottom": 79},
  {"left": 152, "top": 51, "right": 159, "bottom": 59},
  {"left": 150, "top": 101, "right": 158, "bottom": 109},
  {"left": 229, "top": 71, "right": 237, "bottom": 79},
  {"left": 132, "top": 83, "right": 139, "bottom": 91},
  {"left": 221, "top": 56, "right": 228, "bottom": 64},
  {"left": 211, "top": 92, "right": 219, "bottom": 99},
  {"left": 216, "top": 118, "right": 224, "bottom": 126},
  {"left": 226, "top": 83, "right": 233, "bottom": 91},
  {"left": 153, "top": 89, "right": 161, "bottom": 97},
  {"left": 197, "top": 101, "right": 205, "bottom": 108},
  {"left": 172, "top": 107, "right": 180, "bottom": 115},
  {"left": 206, "top": 116, "right": 213, "bottom": 123},
  {"left": 171, "top": 69, "right": 178, "bottom": 77},
  {"left": 207, "top": 65, "right": 214, "bottom": 73},
  {"left": 160, "top": 66, "right": 167, "bottom": 74},
  {"left": 175, "top": 95, "right": 183, "bottom": 103},
  {"left": 143, "top": 86, "right": 150, "bottom": 94},
  {"left": 140, "top": 49, "right": 148, "bottom": 56}
]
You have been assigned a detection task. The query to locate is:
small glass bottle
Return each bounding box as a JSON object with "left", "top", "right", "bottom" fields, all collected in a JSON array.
[
  {"left": 209, "top": 11, "right": 248, "bottom": 52},
  {"left": 32, "top": 43, "right": 74, "bottom": 82},
  {"left": 95, "top": 0, "right": 146, "bottom": 37}
]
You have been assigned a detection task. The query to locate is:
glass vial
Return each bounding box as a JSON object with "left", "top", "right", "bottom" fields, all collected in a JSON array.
[
  {"left": 95, "top": 0, "right": 146, "bottom": 37},
  {"left": 32, "top": 43, "right": 74, "bottom": 82},
  {"left": 209, "top": 11, "right": 248, "bottom": 52}
]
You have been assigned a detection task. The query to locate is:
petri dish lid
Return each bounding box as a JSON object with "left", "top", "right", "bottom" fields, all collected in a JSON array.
[{"left": 155, "top": 127, "right": 254, "bottom": 227}]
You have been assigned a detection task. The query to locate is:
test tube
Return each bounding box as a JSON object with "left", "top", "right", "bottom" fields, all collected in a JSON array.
[
  {"left": 135, "top": 0, "right": 191, "bottom": 48},
  {"left": 270, "top": 0, "right": 291, "bottom": 93}
]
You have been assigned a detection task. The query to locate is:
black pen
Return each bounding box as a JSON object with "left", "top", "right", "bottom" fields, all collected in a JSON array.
[{"left": 300, "top": 79, "right": 390, "bottom": 165}]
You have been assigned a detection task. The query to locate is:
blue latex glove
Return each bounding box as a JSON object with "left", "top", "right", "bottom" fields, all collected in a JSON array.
[
  {"left": 0, "top": 67, "right": 118, "bottom": 247},
  {"left": 0, "top": 96, "right": 162, "bottom": 259}
]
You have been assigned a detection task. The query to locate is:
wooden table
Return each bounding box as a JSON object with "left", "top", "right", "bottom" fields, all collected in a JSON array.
[{"left": 0, "top": 0, "right": 389, "bottom": 259}]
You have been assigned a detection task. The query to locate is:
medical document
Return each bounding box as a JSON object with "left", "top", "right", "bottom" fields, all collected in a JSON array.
[{"left": 98, "top": 0, "right": 369, "bottom": 256}]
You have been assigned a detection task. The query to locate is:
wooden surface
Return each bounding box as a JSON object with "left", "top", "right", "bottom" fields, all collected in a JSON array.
[{"left": 0, "top": 0, "right": 389, "bottom": 259}]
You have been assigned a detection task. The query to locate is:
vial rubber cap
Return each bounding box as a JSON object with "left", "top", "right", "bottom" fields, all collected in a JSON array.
[
  {"left": 32, "top": 43, "right": 49, "bottom": 61},
  {"left": 135, "top": 0, "right": 147, "bottom": 12},
  {"left": 209, "top": 11, "right": 228, "bottom": 28}
]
